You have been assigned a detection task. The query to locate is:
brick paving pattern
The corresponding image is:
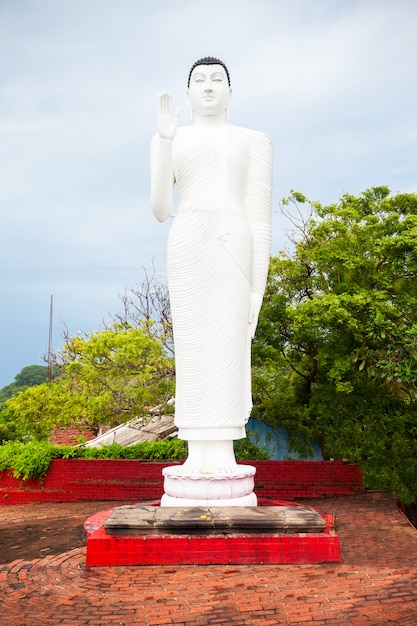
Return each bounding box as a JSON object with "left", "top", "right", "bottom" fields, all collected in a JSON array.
[{"left": 1, "top": 492, "right": 417, "bottom": 625}]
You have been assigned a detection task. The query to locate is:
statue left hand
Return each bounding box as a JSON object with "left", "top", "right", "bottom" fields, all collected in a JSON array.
[{"left": 249, "top": 292, "right": 263, "bottom": 339}]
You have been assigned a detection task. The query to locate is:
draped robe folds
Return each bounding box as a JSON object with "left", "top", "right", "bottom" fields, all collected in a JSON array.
[{"left": 167, "top": 124, "right": 272, "bottom": 441}]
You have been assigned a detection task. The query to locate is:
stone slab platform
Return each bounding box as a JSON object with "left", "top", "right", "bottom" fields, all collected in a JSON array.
[
  {"left": 103, "top": 504, "right": 326, "bottom": 535},
  {"left": 85, "top": 503, "right": 340, "bottom": 566}
]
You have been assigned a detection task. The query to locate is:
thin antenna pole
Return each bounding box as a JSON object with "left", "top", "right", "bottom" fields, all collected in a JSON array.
[{"left": 47, "top": 295, "right": 53, "bottom": 383}]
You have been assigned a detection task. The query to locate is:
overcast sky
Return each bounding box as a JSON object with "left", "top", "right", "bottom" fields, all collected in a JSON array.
[{"left": 1, "top": 0, "right": 416, "bottom": 388}]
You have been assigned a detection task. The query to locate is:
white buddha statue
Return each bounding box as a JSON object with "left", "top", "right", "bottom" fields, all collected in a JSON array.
[{"left": 151, "top": 57, "right": 272, "bottom": 477}]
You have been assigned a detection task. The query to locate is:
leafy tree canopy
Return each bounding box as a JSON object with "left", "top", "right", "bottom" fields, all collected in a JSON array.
[
  {"left": 0, "top": 323, "right": 174, "bottom": 442},
  {"left": 0, "top": 364, "right": 62, "bottom": 407},
  {"left": 253, "top": 187, "right": 417, "bottom": 502},
  {"left": 15, "top": 365, "right": 49, "bottom": 388}
]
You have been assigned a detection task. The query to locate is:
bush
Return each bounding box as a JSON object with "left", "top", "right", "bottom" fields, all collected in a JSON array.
[
  {"left": 0, "top": 441, "right": 77, "bottom": 481},
  {"left": 0, "top": 437, "right": 270, "bottom": 482}
]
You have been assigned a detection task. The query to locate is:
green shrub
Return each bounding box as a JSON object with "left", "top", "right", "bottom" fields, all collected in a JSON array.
[
  {"left": 0, "top": 441, "right": 76, "bottom": 481},
  {"left": 0, "top": 437, "right": 270, "bottom": 481}
]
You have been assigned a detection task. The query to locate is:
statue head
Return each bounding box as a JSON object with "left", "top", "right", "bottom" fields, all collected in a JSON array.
[
  {"left": 187, "top": 57, "right": 232, "bottom": 120},
  {"left": 187, "top": 57, "right": 231, "bottom": 87}
]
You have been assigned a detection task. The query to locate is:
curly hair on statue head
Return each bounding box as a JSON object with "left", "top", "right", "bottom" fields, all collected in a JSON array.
[{"left": 187, "top": 57, "right": 231, "bottom": 87}]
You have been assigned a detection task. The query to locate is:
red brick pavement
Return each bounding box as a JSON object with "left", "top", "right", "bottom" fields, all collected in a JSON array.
[{"left": 1, "top": 492, "right": 417, "bottom": 625}]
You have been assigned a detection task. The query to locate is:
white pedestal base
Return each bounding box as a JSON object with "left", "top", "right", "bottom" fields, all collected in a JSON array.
[
  {"left": 160, "top": 492, "right": 257, "bottom": 506},
  {"left": 161, "top": 463, "right": 257, "bottom": 507}
]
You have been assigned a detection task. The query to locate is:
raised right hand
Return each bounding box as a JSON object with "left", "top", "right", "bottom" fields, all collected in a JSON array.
[{"left": 157, "top": 92, "right": 180, "bottom": 140}]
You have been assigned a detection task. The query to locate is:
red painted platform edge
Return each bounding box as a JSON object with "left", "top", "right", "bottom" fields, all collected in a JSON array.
[{"left": 85, "top": 502, "right": 341, "bottom": 566}]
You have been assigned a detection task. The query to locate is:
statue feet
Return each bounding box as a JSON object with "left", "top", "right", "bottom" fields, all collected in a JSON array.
[
  {"left": 180, "top": 439, "right": 238, "bottom": 474},
  {"left": 161, "top": 440, "right": 257, "bottom": 506}
]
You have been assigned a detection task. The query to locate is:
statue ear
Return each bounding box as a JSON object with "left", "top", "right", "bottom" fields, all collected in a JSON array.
[
  {"left": 186, "top": 90, "right": 194, "bottom": 121},
  {"left": 225, "top": 89, "right": 232, "bottom": 121}
]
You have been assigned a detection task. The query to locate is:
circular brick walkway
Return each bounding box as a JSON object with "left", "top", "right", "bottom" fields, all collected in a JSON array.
[{"left": 1, "top": 493, "right": 417, "bottom": 625}]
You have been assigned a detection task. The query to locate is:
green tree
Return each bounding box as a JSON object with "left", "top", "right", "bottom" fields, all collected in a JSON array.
[
  {"left": 14, "top": 365, "right": 50, "bottom": 388},
  {"left": 253, "top": 187, "right": 417, "bottom": 502},
  {"left": 0, "top": 365, "right": 54, "bottom": 406},
  {"left": 0, "top": 323, "right": 174, "bottom": 441}
]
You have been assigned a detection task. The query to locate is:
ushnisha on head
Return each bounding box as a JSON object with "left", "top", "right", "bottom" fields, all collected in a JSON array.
[{"left": 187, "top": 56, "right": 232, "bottom": 121}]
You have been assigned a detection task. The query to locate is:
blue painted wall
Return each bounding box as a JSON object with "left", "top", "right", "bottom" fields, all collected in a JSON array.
[{"left": 245, "top": 417, "right": 323, "bottom": 460}]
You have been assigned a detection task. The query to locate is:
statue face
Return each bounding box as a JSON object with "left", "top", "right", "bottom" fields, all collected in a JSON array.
[{"left": 187, "top": 64, "right": 232, "bottom": 117}]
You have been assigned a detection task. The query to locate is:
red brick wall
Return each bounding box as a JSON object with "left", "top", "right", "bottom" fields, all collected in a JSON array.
[
  {"left": 50, "top": 427, "right": 97, "bottom": 446},
  {"left": 0, "top": 459, "right": 364, "bottom": 506}
]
